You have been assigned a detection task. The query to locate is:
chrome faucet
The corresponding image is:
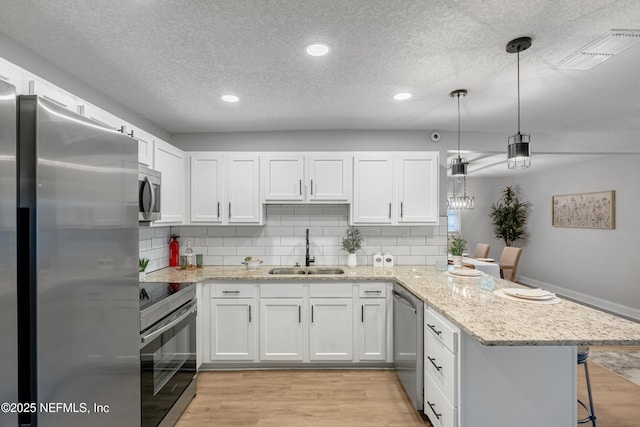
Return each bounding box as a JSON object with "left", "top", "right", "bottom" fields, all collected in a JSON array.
[{"left": 305, "top": 228, "right": 315, "bottom": 267}]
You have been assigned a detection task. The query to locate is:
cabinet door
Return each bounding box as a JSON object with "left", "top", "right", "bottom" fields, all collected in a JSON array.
[
  {"left": 154, "top": 140, "right": 186, "bottom": 223},
  {"left": 398, "top": 153, "right": 439, "bottom": 224},
  {"left": 310, "top": 298, "right": 353, "bottom": 361},
  {"left": 358, "top": 298, "right": 387, "bottom": 361},
  {"left": 352, "top": 155, "right": 394, "bottom": 224},
  {"left": 23, "top": 72, "right": 77, "bottom": 112},
  {"left": 0, "top": 57, "right": 22, "bottom": 89},
  {"left": 262, "top": 156, "right": 305, "bottom": 201},
  {"left": 227, "top": 154, "right": 263, "bottom": 223},
  {"left": 190, "top": 153, "right": 223, "bottom": 223},
  {"left": 307, "top": 155, "right": 351, "bottom": 201},
  {"left": 260, "top": 299, "right": 304, "bottom": 361},
  {"left": 79, "top": 101, "right": 125, "bottom": 132},
  {"left": 209, "top": 298, "right": 256, "bottom": 361},
  {"left": 133, "top": 128, "right": 154, "bottom": 167}
]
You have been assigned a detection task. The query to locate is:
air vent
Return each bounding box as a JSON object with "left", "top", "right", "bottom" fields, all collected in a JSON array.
[{"left": 556, "top": 29, "right": 640, "bottom": 71}]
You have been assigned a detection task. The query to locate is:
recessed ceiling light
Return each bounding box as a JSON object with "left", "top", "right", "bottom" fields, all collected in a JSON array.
[
  {"left": 393, "top": 92, "right": 412, "bottom": 101},
  {"left": 221, "top": 94, "right": 239, "bottom": 103},
  {"left": 305, "top": 42, "right": 331, "bottom": 57}
]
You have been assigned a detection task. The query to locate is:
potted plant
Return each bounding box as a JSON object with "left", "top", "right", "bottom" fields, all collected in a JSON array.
[
  {"left": 139, "top": 257, "right": 150, "bottom": 281},
  {"left": 449, "top": 236, "right": 466, "bottom": 267},
  {"left": 341, "top": 227, "right": 363, "bottom": 268},
  {"left": 242, "top": 256, "right": 263, "bottom": 271},
  {"left": 489, "top": 186, "right": 529, "bottom": 247}
]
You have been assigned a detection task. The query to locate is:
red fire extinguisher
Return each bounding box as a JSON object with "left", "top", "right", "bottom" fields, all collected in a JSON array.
[{"left": 169, "top": 234, "right": 180, "bottom": 267}]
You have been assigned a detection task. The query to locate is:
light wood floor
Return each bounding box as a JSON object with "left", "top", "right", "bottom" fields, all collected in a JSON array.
[{"left": 177, "top": 347, "right": 640, "bottom": 427}]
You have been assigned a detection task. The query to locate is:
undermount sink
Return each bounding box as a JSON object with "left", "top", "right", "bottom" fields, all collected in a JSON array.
[{"left": 268, "top": 267, "right": 345, "bottom": 275}]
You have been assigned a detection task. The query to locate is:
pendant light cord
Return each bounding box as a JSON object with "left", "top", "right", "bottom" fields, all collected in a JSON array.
[
  {"left": 457, "top": 93, "right": 461, "bottom": 160},
  {"left": 517, "top": 49, "right": 521, "bottom": 134}
]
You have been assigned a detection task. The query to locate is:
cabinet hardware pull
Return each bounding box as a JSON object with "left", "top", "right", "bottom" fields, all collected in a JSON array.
[
  {"left": 400, "top": 202, "right": 403, "bottom": 218},
  {"left": 217, "top": 201, "right": 220, "bottom": 218},
  {"left": 427, "top": 356, "right": 442, "bottom": 371},
  {"left": 364, "top": 290, "right": 381, "bottom": 294},
  {"left": 426, "top": 401, "right": 441, "bottom": 420},
  {"left": 427, "top": 323, "right": 442, "bottom": 336},
  {"left": 299, "top": 179, "right": 302, "bottom": 195},
  {"left": 222, "top": 290, "right": 240, "bottom": 294},
  {"left": 298, "top": 305, "right": 301, "bottom": 323},
  {"left": 228, "top": 202, "right": 231, "bottom": 218},
  {"left": 311, "top": 305, "right": 314, "bottom": 323},
  {"left": 361, "top": 305, "right": 364, "bottom": 323},
  {"left": 118, "top": 125, "right": 125, "bottom": 133},
  {"left": 249, "top": 305, "right": 252, "bottom": 323},
  {"left": 310, "top": 179, "right": 314, "bottom": 195},
  {"left": 388, "top": 203, "right": 391, "bottom": 219}
]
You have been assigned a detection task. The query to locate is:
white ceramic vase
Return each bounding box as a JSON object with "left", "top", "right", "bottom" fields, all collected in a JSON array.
[
  {"left": 452, "top": 255, "right": 463, "bottom": 268},
  {"left": 347, "top": 253, "right": 357, "bottom": 268}
]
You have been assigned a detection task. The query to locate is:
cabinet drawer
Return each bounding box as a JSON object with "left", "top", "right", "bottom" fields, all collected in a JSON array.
[
  {"left": 424, "top": 373, "right": 457, "bottom": 427},
  {"left": 358, "top": 282, "right": 387, "bottom": 298},
  {"left": 210, "top": 283, "right": 256, "bottom": 298},
  {"left": 260, "top": 283, "right": 304, "bottom": 298},
  {"left": 425, "top": 330, "right": 457, "bottom": 406},
  {"left": 309, "top": 282, "right": 352, "bottom": 298},
  {"left": 425, "top": 306, "right": 459, "bottom": 354}
]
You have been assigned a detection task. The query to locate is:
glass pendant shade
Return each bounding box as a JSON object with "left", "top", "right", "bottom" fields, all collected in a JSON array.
[
  {"left": 507, "top": 132, "right": 531, "bottom": 169},
  {"left": 447, "top": 175, "right": 475, "bottom": 210}
]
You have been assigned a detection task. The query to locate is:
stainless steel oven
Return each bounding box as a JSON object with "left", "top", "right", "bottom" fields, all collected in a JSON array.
[
  {"left": 140, "top": 282, "right": 197, "bottom": 427},
  {"left": 139, "top": 165, "right": 161, "bottom": 222}
]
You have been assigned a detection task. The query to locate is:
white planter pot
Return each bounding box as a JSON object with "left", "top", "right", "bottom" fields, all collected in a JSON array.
[
  {"left": 347, "top": 253, "right": 357, "bottom": 268},
  {"left": 139, "top": 271, "right": 146, "bottom": 282},
  {"left": 452, "top": 255, "right": 463, "bottom": 268}
]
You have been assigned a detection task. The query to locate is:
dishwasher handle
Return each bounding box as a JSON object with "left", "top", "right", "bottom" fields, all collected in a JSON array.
[{"left": 393, "top": 290, "right": 417, "bottom": 313}]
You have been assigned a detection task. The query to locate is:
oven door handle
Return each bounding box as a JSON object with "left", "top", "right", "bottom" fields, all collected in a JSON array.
[{"left": 141, "top": 300, "right": 196, "bottom": 344}]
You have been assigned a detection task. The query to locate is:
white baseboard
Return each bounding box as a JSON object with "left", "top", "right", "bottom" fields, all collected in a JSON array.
[{"left": 518, "top": 275, "right": 640, "bottom": 322}]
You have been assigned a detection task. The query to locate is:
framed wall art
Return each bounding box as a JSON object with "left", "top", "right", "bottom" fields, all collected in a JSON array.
[{"left": 552, "top": 190, "right": 615, "bottom": 229}]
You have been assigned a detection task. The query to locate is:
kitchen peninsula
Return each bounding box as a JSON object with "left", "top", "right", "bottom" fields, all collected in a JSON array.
[{"left": 145, "top": 265, "right": 640, "bottom": 427}]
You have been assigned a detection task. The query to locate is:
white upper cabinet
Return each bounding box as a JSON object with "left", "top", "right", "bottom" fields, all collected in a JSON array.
[
  {"left": 261, "top": 153, "right": 352, "bottom": 203},
  {"left": 306, "top": 154, "right": 351, "bottom": 201},
  {"left": 23, "top": 72, "right": 77, "bottom": 112},
  {"left": 397, "top": 152, "right": 439, "bottom": 224},
  {"left": 190, "top": 153, "right": 224, "bottom": 223},
  {"left": 352, "top": 154, "right": 395, "bottom": 224},
  {"left": 189, "top": 153, "right": 263, "bottom": 225},
  {"left": 79, "top": 101, "right": 126, "bottom": 132},
  {"left": 352, "top": 152, "right": 439, "bottom": 225},
  {"left": 226, "top": 154, "right": 262, "bottom": 223},
  {"left": 132, "top": 127, "right": 154, "bottom": 167},
  {"left": 0, "top": 57, "right": 23, "bottom": 89},
  {"left": 154, "top": 139, "right": 187, "bottom": 224},
  {"left": 262, "top": 155, "right": 305, "bottom": 201}
]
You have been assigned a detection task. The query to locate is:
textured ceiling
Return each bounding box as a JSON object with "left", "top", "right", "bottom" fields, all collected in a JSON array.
[{"left": 0, "top": 0, "right": 639, "bottom": 141}]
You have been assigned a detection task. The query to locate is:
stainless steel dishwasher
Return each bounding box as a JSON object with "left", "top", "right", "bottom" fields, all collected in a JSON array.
[{"left": 393, "top": 283, "right": 424, "bottom": 411}]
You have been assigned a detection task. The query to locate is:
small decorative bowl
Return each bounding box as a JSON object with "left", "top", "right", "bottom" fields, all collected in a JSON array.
[{"left": 241, "top": 259, "right": 263, "bottom": 271}]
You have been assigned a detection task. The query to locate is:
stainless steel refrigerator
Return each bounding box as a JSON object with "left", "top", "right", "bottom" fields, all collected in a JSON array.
[{"left": 0, "top": 79, "right": 140, "bottom": 426}]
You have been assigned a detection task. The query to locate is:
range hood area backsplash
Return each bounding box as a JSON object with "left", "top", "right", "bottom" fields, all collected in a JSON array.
[{"left": 139, "top": 205, "right": 447, "bottom": 273}]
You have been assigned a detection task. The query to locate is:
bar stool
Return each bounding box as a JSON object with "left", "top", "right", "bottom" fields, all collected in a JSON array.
[{"left": 578, "top": 346, "right": 596, "bottom": 426}]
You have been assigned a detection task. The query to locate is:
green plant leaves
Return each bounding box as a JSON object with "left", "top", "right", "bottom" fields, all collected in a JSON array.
[{"left": 489, "top": 186, "right": 528, "bottom": 247}]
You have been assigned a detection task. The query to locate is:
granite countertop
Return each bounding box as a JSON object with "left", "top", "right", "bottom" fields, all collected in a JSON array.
[{"left": 143, "top": 265, "right": 640, "bottom": 347}]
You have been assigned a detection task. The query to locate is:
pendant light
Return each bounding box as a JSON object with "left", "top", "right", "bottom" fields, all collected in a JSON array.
[
  {"left": 447, "top": 175, "right": 475, "bottom": 210},
  {"left": 506, "top": 37, "right": 532, "bottom": 169},
  {"left": 450, "top": 89, "right": 468, "bottom": 176}
]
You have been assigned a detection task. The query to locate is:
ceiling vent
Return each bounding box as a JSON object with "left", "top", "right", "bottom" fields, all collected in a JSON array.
[{"left": 556, "top": 29, "right": 640, "bottom": 71}]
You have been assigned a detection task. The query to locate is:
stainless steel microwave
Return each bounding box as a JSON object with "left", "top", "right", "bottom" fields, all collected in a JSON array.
[{"left": 139, "top": 165, "right": 161, "bottom": 222}]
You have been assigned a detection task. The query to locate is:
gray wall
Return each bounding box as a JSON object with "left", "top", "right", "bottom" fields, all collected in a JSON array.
[{"left": 460, "top": 154, "right": 640, "bottom": 319}]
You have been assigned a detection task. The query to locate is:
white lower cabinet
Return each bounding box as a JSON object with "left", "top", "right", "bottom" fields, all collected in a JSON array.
[
  {"left": 260, "top": 298, "right": 304, "bottom": 361},
  {"left": 206, "top": 283, "right": 257, "bottom": 362},
  {"left": 424, "top": 306, "right": 460, "bottom": 427},
  {"left": 357, "top": 283, "right": 388, "bottom": 361},
  {"left": 309, "top": 298, "right": 353, "bottom": 361},
  {"left": 201, "top": 281, "right": 393, "bottom": 367}
]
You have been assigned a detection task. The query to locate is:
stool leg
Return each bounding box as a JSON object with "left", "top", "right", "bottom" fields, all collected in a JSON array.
[{"left": 583, "top": 361, "right": 596, "bottom": 427}]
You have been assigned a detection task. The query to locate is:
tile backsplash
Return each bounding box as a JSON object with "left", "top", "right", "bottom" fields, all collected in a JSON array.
[{"left": 140, "top": 205, "right": 447, "bottom": 273}]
